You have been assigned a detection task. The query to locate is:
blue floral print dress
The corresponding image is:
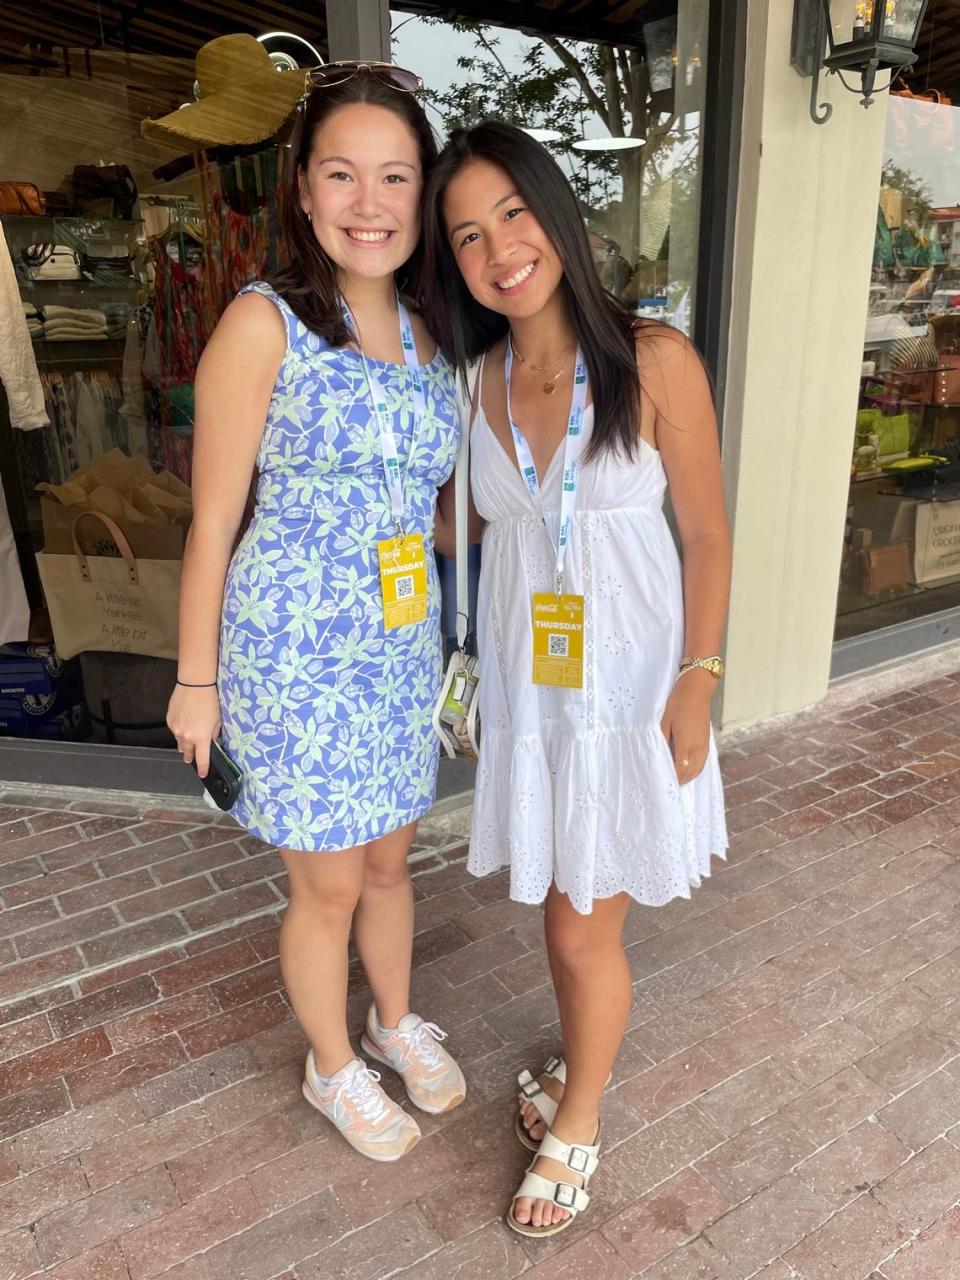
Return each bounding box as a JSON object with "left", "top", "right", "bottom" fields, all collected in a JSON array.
[{"left": 217, "top": 282, "right": 460, "bottom": 852}]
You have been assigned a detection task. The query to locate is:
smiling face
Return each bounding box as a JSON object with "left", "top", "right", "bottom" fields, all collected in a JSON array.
[
  {"left": 299, "top": 101, "right": 423, "bottom": 282},
  {"left": 443, "top": 157, "right": 564, "bottom": 320}
]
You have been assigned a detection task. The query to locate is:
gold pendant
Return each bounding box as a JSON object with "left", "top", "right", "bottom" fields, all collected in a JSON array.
[{"left": 543, "top": 381, "right": 556, "bottom": 395}]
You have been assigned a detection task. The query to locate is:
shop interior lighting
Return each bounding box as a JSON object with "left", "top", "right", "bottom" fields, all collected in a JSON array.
[
  {"left": 572, "top": 137, "right": 644, "bottom": 151},
  {"left": 791, "top": 0, "right": 928, "bottom": 124}
]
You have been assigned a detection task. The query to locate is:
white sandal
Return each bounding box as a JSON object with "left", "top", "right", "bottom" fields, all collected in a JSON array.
[
  {"left": 515, "top": 1056, "right": 612, "bottom": 1152},
  {"left": 515, "top": 1054, "right": 566, "bottom": 1151},
  {"left": 506, "top": 1126, "right": 602, "bottom": 1238}
]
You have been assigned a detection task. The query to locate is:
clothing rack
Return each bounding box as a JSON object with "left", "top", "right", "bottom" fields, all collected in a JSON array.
[{"left": 143, "top": 195, "right": 204, "bottom": 215}]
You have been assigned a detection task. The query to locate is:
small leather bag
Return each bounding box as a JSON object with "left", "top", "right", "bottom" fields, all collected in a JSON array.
[
  {"left": 432, "top": 364, "right": 482, "bottom": 763},
  {"left": 0, "top": 181, "right": 46, "bottom": 216},
  {"left": 859, "top": 542, "right": 910, "bottom": 596}
]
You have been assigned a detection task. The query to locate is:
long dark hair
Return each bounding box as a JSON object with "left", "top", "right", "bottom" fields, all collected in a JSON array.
[
  {"left": 420, "top": 121, "right": 640, "bottom": 459},
  {"left": 272, "top": 75, "right": 439, "bottom": 343}
]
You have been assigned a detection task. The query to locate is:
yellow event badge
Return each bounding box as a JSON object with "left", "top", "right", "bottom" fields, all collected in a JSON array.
[
  {"left": 378, "top": 532, "right": 428, "bottom": 629},
  {"left": 532, "top": 593, "right": 584, "bottom": 688}
]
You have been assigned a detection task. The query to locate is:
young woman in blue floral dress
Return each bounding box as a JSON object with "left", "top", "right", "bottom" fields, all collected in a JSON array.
[{"left": 167, "top": 66, "right": 465, "bottom": 1161}]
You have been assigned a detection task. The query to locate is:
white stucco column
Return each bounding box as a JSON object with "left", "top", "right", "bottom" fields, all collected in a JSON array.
[{"left": 717, "top": 0, "right": 889, "bottom": 730}]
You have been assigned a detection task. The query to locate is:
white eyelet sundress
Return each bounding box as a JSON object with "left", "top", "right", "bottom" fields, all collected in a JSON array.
[
  {"left": 468, "top": 401, "right": 728, "bottom": 915},
  {"left": 216, "top": 282, "right": 460, "bottom": 852}
]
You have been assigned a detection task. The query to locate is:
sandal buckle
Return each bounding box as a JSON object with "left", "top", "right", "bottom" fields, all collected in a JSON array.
[
  {"left": 567, "top": 1146, "right": 589, "bottom": 1174},
  {"left": 544, "top": 1055, "right": 562, "bottom": 1073},
  {"left": 553, "top": 1182, "right": 577, "bottom": 1209},
  {"left": 520, "top": 1080, "right": 542, "bottom": 1099}
]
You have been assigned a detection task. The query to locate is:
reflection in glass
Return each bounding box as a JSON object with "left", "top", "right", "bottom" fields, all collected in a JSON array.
[
  {"left": 838, "top": 77, "right": 960, "bottom": 641},
  {"left": 391, "top": 2, "right": 707, "bottom": 333}
]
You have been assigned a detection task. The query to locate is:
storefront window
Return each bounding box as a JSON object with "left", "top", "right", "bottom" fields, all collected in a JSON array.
[
  {"left": 392, "top": 1, "right": 710, "bottom": 647},
  {"left": 392, "top": 0, "right": 709, "bottom": 332},
  {"left": 0, "top": 9, "right": 326, "bottom": 746},
  {"left": 0, "top": 0, "right": 710, "bottom": 761},
  {"left": 837, "top": 5, "right": 960, "bottom": 641}
]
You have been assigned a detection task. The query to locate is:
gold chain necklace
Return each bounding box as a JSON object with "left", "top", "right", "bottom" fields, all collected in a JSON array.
[{"left": 509, "top": 333, "right": 575, "bottom": 396}]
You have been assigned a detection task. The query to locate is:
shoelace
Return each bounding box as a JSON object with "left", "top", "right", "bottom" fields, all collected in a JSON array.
[
  {"left": 335, "top": 1064, "right": 389, "bottom": 1125},
  {"left": 399, "top": 1019, "right": 448, "bottom": 1072}
]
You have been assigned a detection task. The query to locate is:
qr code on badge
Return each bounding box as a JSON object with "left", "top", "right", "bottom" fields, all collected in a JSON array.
[
  {"left": 396, "top": 575, "right": 414, "bottom": 599},
  {"left": 548, "top": 633, "right": 569, "bottom": 658}
]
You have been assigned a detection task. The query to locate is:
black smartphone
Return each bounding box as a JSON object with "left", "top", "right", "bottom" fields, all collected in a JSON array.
[{"left": 193, "top": 740, "right": 243, "bottom": 811}]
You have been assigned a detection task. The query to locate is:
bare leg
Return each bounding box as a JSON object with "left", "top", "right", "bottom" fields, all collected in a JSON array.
[
  {"left": 352, "top": 822, "right": 417, "bottom": 1028},
  {"left": 279, "top": 845, "right": 365, "bottom": 1077},
  {"left": 513, "top": 888, "right": 633, "bottom": 1230},
  {"left": 518, "top": 907, "right": 567, "bottom": 1143}
]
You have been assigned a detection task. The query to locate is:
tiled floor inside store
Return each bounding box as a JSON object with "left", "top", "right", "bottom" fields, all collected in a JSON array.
[{"left": 7, "top": 674, "right": 960, "bottom": 1277}]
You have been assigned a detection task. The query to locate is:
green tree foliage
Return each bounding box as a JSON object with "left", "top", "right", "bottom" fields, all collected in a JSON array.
[{"left": 419, "top": 17, "right": 691, "bottom": 272}]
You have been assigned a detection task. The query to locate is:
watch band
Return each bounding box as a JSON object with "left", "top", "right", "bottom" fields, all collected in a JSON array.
[{"left": 678, "top": 655, "right": 725, "bottom": 680}]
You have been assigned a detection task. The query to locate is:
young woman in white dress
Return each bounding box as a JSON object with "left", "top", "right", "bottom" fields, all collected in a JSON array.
[{"left": 423, "top": 121, "right": 731, "bottom": 1237}]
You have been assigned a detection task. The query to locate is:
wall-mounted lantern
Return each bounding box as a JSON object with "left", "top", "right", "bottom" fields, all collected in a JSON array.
[{"left": 791, "top": 0, "right": 928, "bottom": 124}]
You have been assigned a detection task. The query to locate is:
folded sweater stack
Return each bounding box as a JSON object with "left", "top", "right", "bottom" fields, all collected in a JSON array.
[
  {"left": 102, "top": 303, "right": 133, "bottom": 339},
  {"left": 22, "top": 301, "right": 42, "bottom": 339},
  {"left": 42, "top": 304, "right": 108, "bottom": 342}
]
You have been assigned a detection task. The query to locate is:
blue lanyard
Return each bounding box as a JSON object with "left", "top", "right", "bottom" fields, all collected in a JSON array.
[
  {"left": 341, "top": 293, "right": 427, "bottom": 534},
  {"left": 504, "top": 341, "right": 588, "bottom": 595}
]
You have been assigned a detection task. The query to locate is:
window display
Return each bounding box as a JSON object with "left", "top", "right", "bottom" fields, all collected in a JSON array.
[
  {"left": 0, "top": 0, "right": 710, "bottom": 761},
  {"left": 837, "top": 41, "right": 960, "bottom": 642},
  {"left": 0, "top": 14, "right": 326, "bottom": 747},
  {"left": 391, "top": 1, "right": 708, "bottom": 332}
]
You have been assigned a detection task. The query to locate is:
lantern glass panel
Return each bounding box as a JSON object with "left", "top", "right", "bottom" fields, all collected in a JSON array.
[
  {"left": 827, "top": 0, "right": 925, "bottom": 49},
  {"left": 882, "top": 0, "right": 925, "bottom": 42},
  {"left": 827, "top": 0, "right": 871, "bottom": 47}
]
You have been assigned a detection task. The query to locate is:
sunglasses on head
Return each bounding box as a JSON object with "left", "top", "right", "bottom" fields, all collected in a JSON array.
[{"left": 304, "top": 61, "right": 422, "bottom": 95}]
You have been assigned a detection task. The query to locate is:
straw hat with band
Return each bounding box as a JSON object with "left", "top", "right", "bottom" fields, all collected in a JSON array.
[
  {"left": 142, "top": 39, "right": 424, "bottom": 153},
  {"left": 141, "top": 34, "right": 307, "bottom": 152}
]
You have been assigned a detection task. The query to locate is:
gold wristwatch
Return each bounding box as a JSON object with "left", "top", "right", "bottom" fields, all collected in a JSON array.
[{"left": 679, "top": 655, "right": 725, "bottom": 679}]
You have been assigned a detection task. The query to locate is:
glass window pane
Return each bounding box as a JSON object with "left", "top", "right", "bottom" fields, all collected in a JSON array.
[
  {"left": 392, "top": 0, "right": 708, "bottom": 333},
  {"left": 835, "top": 6, "right": 960, "bottom": 643},
  {"left": 0, "top": 6, "right": 326, "bottom": 742}
]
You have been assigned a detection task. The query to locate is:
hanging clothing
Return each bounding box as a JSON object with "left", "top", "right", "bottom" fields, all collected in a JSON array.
[
  {"left": 0, "top": 222, "right": 49, "bottom": 431},
  {"left": 118, "top": 312, "right": 149, "bottom": 459},
  {"left": 0, "top": 474, "right": 29, "bottom": 645},
  {"left": 38, "top": 370, "right": 125, "bottom": 481}
]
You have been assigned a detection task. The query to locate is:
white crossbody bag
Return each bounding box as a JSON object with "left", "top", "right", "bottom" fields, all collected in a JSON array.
[{"left": 432, "top": 363, "right": 482, "bottom": 762}]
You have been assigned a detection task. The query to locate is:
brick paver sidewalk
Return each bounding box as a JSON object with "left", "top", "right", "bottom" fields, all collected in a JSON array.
[{"left": 5, "top": 671, "right": 960, "bottom": 1278}]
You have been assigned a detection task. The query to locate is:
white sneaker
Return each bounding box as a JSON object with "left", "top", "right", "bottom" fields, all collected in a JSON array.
[
  {"left": 302, "top": 1052, "right": 420, "bottom": 1162},
  {"left": 361, "top": 1006, "right": 467, "bottom": 1115}
]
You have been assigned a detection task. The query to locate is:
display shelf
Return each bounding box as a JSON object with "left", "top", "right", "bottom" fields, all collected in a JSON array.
[
  {"left": 19, "top": 277, "right": 137, "bottom": 294},
  {"left": 0, "top": 213, "right": 143, "bottom": 228},
  {"left": 32, "top": 338, "right": 125, "bottom": 368}
]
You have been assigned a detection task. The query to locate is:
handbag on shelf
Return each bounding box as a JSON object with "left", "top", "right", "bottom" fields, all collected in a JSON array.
[
  {"left": 71, "top": 164, "right": 138, "bottom": 220},
  {"left": 889, "top": 320, "right": 940, "bottom": 373},
  {"left": 80, "top": 251, "right": 134, "bottom": 280},
  {"left": 21, "top": 243, "right": 82, "bottom": 281},
  {"left": 0, "top": 180, "right": 46, "bottom": 216},
  {"left": 856, "top": 408, "right": 911, "bottom": 459},
  {"left": 432, "top": 364, "right": 482, "bottom": 764}
]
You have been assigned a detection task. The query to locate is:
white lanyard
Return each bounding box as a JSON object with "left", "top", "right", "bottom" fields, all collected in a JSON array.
[
  {"left": 341, "top": 293, "right": 427, "bottom": 534},
  {"left": 504, "top": 341, "right": 588, "bottom": 596}
]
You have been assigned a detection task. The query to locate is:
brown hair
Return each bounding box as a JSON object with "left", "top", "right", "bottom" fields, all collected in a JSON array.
[{"left": 271, "top": 75, "right": 438, "bottom": 342}]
